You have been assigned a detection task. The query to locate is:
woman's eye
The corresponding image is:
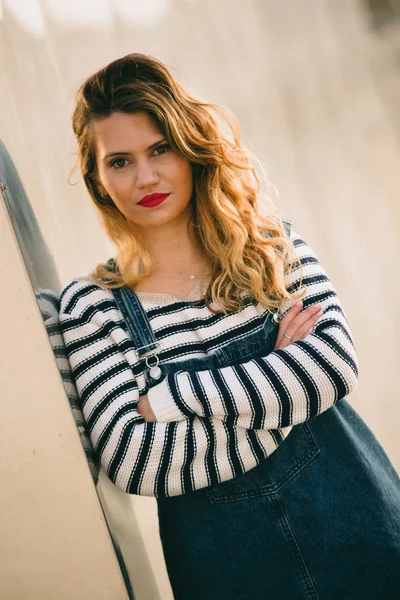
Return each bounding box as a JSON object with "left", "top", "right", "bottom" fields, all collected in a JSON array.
[
  {"left": 110, "top": 158, "right": 128, "bottom": 169},
  {"left": 153, "top": 144, "right": 169, "bottom": 156}
]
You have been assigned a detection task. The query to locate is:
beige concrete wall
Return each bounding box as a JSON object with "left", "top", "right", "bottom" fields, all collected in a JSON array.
[
  {"left": 1, "top": 1, "right": 399, "bottom": 598},
  {"left": 0, "top": 199, "right": 130, "bottom": 600}
]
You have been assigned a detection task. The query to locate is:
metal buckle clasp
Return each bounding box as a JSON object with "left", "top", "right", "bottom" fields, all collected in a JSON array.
[{"left": 134, "top": 341, "right": 161, "bottom": 359}]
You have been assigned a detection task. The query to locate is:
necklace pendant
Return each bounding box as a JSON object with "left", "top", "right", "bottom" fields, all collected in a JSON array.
[{"left": 149, "top": 365, "right": 162, "bottom": 380}]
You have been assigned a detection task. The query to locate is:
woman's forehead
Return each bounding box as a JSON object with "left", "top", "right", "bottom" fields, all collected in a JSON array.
[{"left": 93, "top": 112, "right": 163, "bottom": 157}]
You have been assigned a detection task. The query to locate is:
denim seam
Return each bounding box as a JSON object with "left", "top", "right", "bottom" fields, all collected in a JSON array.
[
  {"left": 219, "top": 337, "right": 275, "bottom": 364},
  {"left": 218, "top": 322, "right": 277, "bottom": 364},
  {"left": 274, "top": 492, "right": 320, "bottom": 599},
  {"left": 205, "top": 423, "right": 320, "bottom": 503},
  {"left": 206, "top": 447, "right": 319, "bottom": 503}
]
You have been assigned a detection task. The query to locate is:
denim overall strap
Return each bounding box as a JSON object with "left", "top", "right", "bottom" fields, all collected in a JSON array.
[
  {"left": 283, "top": 219, "right": 292, "bottom": 236},
  {"left": 106, "top": 259, "right": 159, "bottom": 359},
  {"left": 112, "top": 285, "right": 160, "bottom": 358},
  {"left": 112, "top": 287, "right": 160, "bottom": 358},
  {"left": 277, "top": 218, "right": 292, "bottom": 237}
]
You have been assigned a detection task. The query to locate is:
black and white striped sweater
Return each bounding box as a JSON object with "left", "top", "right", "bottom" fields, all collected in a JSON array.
[{"left": 59, "top": 229, "right": 359, "bottom": 497}]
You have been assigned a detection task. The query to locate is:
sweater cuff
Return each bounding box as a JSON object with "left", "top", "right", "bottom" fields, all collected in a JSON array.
[{"left": 147, "top": 377, "right": 187, "bottom": 423}]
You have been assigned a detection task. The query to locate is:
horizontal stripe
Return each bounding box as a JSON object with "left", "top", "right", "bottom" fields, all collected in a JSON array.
[{"left": 57, "top": 228, "right": 359, "bottom": 497}]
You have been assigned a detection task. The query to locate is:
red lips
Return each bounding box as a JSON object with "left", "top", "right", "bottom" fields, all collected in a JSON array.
[{"left": 138, "top": 192, "right": 170, "bottom": 207}]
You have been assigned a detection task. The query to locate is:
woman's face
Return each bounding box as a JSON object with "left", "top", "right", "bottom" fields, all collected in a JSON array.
[{"left": 93, "top": 111, "right": 194, "bottom": 231}]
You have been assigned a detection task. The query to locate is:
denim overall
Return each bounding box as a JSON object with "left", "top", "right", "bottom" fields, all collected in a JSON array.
[{"left": 112, "top": 273, "right": 400, "bottom": 600}]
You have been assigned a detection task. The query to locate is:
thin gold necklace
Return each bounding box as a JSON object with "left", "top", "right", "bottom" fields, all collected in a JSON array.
[
  {"left": 157, "top": 273, "right": 198, "bottom": 283},
  {"left": 155, "top": 260, "right": 207, "bottom": 284}
]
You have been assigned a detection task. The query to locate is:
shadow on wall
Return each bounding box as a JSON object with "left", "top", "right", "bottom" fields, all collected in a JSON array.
[
  {"left": 0, "top": 140, "right": 135, "bottom": 600},
  {"left": 0, "top": 140, "right": 99, "bottom": 480}
]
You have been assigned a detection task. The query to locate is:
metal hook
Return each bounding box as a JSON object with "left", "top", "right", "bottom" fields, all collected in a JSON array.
[{"left": 145, "top": 354, "right": 162, "bottom": 380}]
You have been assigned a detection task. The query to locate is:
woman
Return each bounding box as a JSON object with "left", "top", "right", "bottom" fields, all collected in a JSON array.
[{"left": 59, "top": 53, "right": 400, "bottom": 599}]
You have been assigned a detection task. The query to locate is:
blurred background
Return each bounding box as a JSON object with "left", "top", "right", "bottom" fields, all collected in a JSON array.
[{"left": 1, "top": 1, "right": 399, "bottom": 598}]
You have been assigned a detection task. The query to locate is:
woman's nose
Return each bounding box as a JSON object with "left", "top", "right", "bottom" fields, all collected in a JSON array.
[{"left": 135, "top": 160, "right": 159, "bottom": 188}]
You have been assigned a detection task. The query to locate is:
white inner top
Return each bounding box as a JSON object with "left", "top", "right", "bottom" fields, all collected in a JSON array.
[{"left": 135, "top": 270, "right": 210, "bottom": 304}]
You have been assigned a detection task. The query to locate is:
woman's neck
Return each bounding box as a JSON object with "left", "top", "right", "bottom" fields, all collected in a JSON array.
[{"left": 139, "top": 221, "right": 207, "bottom": 278}]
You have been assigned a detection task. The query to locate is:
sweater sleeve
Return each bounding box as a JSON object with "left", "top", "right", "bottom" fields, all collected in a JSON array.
[
  {"left": 58, "top": 297, "right": 199, "bottom": 497},
  {"left": 61, "top": 283, "right": 286, "bottom": 497},
  {"left": 147, "top": 231, "right": 359, "bottom": 430}
]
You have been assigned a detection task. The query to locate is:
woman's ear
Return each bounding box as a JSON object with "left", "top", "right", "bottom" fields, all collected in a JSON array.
[{"left": 98, "top": 184, "right": 109, "bottom": 198}]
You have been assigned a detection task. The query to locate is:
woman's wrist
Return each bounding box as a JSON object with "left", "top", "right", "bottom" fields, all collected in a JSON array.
[{"left": 147, "top": 377, "right": 188, "bottom": 422}]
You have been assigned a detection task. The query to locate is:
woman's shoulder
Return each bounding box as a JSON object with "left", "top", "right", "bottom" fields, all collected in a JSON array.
[{"left": 59, "top": 273, "right": 114, "bottom": 319}]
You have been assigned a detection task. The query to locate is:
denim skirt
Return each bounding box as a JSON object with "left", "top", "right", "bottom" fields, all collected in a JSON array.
[{"left": 157, "top": 399, "right": 400, "bottom": 599}]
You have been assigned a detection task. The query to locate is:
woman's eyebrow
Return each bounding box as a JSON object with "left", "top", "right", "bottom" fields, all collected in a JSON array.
[{"left": 103, "top": 138, "right": 167, "bottom": 161}]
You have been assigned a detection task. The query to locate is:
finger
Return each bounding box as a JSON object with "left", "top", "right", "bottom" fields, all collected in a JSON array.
[
  {"left": 275, "top": 306, "right": 323, "bottom": 349},
  {"left": 276, "top": 303, "right": 319, "bottom": 347},
  {"left": 299, "top": 309, "right": 324, "bottom": 335},
  {"left": 274, "top": 301, "right": 304, "bottom": 346},
  {"left": 278, "top": 301, "right": 303, "bottom": 328},
  {"left": 274, "top": 334, "right": 294, "bottom": 350},
  {"left": 137, "top": 395, "right": 147, "bottom": 415},
  {"left": 294, "top": 308, "right": 324, "bottom": 338},
  {"left": 275, "top": 325, "right": 300, "bottom": 349},
  {"left": 295, "top": 308, "right": 324, "bottom": 339}
]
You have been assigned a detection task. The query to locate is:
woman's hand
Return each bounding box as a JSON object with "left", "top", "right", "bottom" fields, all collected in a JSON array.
[
  {"left": 138, "top": 394, "right": 157, "bottom": 422},
  {"left": 274, "top": 300, "right": 323, "bottom": 350}
]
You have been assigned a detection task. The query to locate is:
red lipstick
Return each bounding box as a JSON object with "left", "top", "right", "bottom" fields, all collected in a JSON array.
[{"left": 137, "top": 192, "right": 170, "bottom": 208}]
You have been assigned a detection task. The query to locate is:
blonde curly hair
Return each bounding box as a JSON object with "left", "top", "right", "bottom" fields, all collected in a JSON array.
[{"left": 70, "top": 52, "right": 304, "bottom": 313}]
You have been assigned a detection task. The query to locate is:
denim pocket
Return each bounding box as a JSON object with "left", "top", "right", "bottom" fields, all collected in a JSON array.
[{"left": 206, "top": 422, "right": 320, "bottom": 504}]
